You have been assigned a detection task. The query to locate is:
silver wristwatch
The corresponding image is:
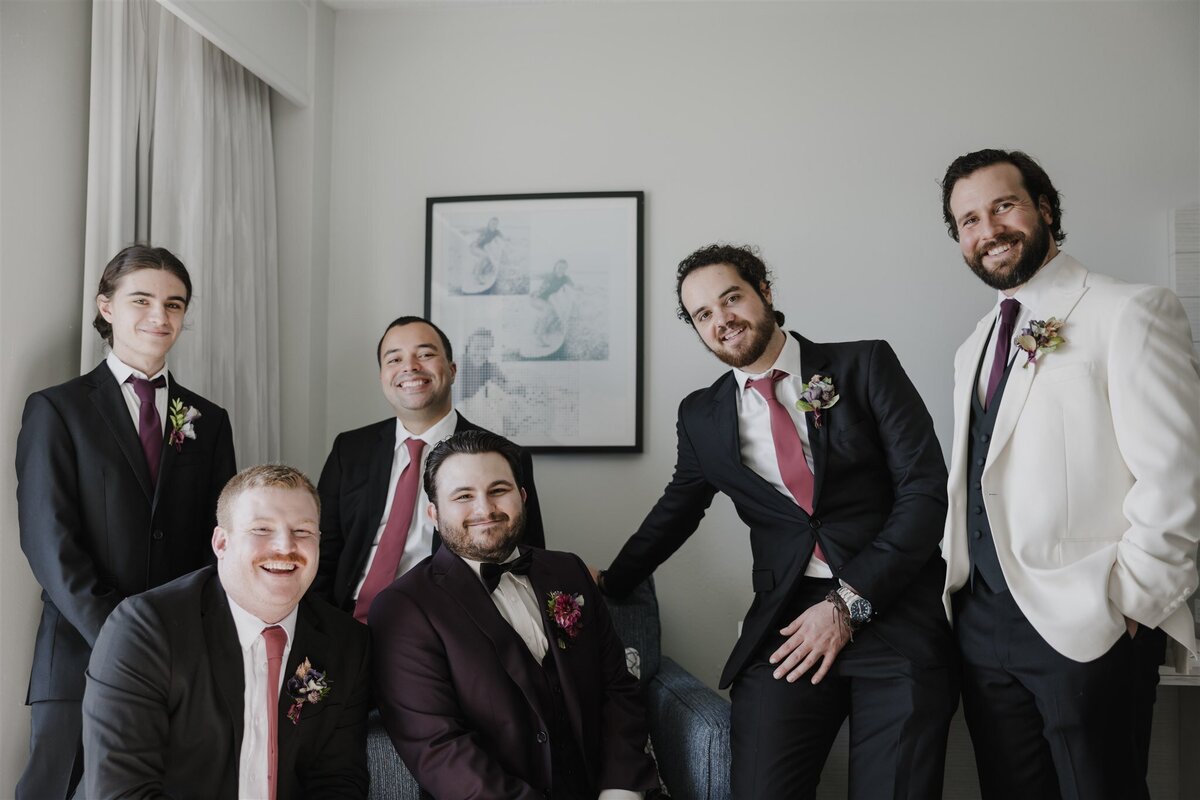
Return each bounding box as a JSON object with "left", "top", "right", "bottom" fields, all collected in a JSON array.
[{"left": 836, "top": 584, "right": 873, "bottom": 628}]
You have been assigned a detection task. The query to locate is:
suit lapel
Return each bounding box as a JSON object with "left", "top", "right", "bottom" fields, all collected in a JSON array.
[
  {"left": 276, "top": 600, "right": 327, "bottom": 775},
  {"left": 528, "top": 555, "right": 589, "bottom": 771},
  {"left": 153, "top": 373, "right": 188, "bottom": 509},
  {"left": 203, "top": 577, "right": 246, "bottom": 765},
  {"left": 365, "top": 421, "right": 398, "bottom": 545},
  {"left": 433, "top": 548, "right": 548, "bottom": 718},
  {"left": 87, "top": 363, "right": 154, "bottom": 500},
  {"left": 988, "top": 278, "right": 1088, "bottom": 466},
  {"left": 795, "top": 334, "right": 830, "bottom": 510}
]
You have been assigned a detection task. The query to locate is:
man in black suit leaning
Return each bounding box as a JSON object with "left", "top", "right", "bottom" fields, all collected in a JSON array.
[
  {"left": 596, "top": 244, "right": 958, "bottom": 798},
  {"left": 16, "top": 245, "right": 236, "bottom": 799},
  {"left": 83, "top": 464, "right": 371, "bottom": 799},
  {"left": 371, "top": 430, "right": 658, "bottom": 799},
  {"left": 314, "top": 316, "right": 545, "bottom": 622}
]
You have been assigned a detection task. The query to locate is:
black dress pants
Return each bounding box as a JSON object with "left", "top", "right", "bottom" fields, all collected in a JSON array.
[
  {"left": 730, "top": 578, "right": 959, "bottom": 800},
  {"left": 953, "top": 578, "right": 1165, "bottom": 800},
  {"left": 17, "top": 699, "right": 84, "bottom": 800}
]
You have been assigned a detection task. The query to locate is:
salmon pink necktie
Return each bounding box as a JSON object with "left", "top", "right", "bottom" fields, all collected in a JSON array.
[
  {"left": 747, "top": 370, "right": 826, "bottom": 563},
  {"left": 261, "top": 625, "right": 287, "bottom": 800}
]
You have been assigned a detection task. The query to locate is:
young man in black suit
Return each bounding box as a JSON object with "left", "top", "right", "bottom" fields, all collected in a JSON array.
[
  {"left": 370, "top": 431, "right": 657, "bottom": 799},
  {"left": 596, "top": 244, "right": 958, "bottom": 799},
  {"left": 83, "top": 464, "right": 371, "bottom": 799},
  {"left": 314, "top": 316, "right": 544, "bottom": 622},
  {"left": 16, "top": 245, "right": 236, "bottom": 799}
]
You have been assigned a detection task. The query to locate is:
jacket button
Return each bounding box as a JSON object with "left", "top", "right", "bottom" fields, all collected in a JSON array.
[
  {"left": 975, "top": 457, "right": 985, "bottom": 466},
  {"left": 809, "top": 519, "right": 822, "bottom": 529},
  {"left": 972, "top": 530, "right": 982, "bottom": 540},
  {"left": 981, "top": 433, "right": 990, "bottom": 443},
  {"left": 536, "top": 731, "right": 548, "bottom": 743},
  {"left": 152, "top": 530, "right": 164, "bottom": 541},
  {"left": 973, "top": 506, "right": 982, "bottom": 515}
]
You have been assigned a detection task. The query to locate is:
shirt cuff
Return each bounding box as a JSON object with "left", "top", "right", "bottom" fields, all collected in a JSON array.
[{"left": 598, "top": 791, "right": 644, "bottom": 800}]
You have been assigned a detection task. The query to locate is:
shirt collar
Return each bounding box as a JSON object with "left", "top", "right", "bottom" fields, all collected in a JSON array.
[
  {"left": 997, "top": 250, "right": 1067, "bottom": 319},
  {"left": 732, "top": 329, "right": 802, "bottom": 392},
  {"left": 394, "top": 408, "right": 459, "bottom": 451},
  {"left": 106, "top": 351, "right": 169, "bottom": 385},
  {"left": 227, "top": 594, "right": 299, "bottom": 652}
]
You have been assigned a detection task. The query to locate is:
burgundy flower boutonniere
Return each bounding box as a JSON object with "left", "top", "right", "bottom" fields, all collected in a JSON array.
[
  {"left": 795, "top": 374, "right": 840, "bottom": 429},
  {"left": 546, "top": 591, "right": 585, "bottom": 650},
  {"left": 167, "top": 398, "right": 201, "bottom": 451},
  {"left": 1014, "top": 318, "right": 1066, "bottom": 368},
  {"left": 285, "top": 657, "right": 331, "bottom": 724}
]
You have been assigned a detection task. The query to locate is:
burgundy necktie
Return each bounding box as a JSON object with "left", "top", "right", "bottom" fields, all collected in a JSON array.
[
  {"left": 261, "top": 625, "right": 287, "bottom": 800},
  {"left": 747, "top": 370, "right": 825, "bottom": 563},
  {"left": 985, "top": 299, "right": 1021, "bottom": 410},
  {"left": 126, "top": 375, "right": 166, "bottom": 485},
  {"left": 354, "top": 437, "right": 427, "bottom": 623}
]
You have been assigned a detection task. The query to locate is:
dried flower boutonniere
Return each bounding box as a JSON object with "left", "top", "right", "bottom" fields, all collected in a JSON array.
[
  {"left": 167, "top": 398, "right": 201, "bottom": 451},
  {"left": 546, "top": 591, "right": 585, "bottom": 650},
  {"left": 1014, "top": 318, "right": 1065, "bottom": 368},
  {"left": 795, "top": 374, "right": 840, "bottom": 429},
  {"left": 285, "top": 658, "right": 331, "bottom": 724}
]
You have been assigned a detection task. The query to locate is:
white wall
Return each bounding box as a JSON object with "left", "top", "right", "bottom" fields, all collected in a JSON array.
[
  {"left": 327, "top": 0, "right": 1199, "bottom": 689},
  {"left": 0, "top": 0, "right": 92, "bottom": 791}
]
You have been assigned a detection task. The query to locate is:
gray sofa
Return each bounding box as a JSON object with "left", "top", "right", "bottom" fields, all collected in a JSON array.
[{"left": 366, "top": 578, "right": 732, "bottom": 800}]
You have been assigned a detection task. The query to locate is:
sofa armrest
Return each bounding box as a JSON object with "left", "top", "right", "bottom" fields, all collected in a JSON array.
[
  {"left": 367, "top": 710, "right": 422, "bottom": 800},
  {"left": 646, "top": 657, "right": 732, "bottom": 800}
]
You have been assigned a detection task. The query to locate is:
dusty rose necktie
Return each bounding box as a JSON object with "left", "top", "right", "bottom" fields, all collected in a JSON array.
[
  {"left": 126, "top": 375, "right": 166, "bottom": 485},
  {"left": 747, "top": 370, "right": 825, "bottom": 563},
  {"left": 261, "top": 625, "right": 287, "bottom": 800},
  {"left": 354, "top": 437, "right": 427, "bottom": 623},
  {"left": 985, "top": 299, "right": 1021, "bottom": 410}
]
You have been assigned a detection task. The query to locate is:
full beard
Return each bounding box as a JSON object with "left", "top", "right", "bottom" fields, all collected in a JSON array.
[
  {"left": 441, "top": 508, "right": 527, "bottom": 563},
  {"left": 965, "top": 221, "right": 1051, "bottom": 291},
  {"left": 710, "top": 308, "right": 778, "bottom": 369}
]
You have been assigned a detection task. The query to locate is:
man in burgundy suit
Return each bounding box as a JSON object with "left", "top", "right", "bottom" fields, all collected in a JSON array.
[{"left": 370, "top": 431, "right": 658, "bottom": 799}]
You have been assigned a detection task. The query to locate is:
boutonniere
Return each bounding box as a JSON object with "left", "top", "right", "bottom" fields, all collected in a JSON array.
[
  {"left": 285, "top": 658, "right": 331, "bottom": 724},
  {"left": 167, "top": 398, "right": 201, "bottom": 451},
  {"left": 795, "top": 374, "right": 840, "bottom": 429},
  {"left": 1014, "top": 318, "right": 1065, "bottom": 368},
  {"left": 546, "top": 591, "right": 585, "bottom": 650}
]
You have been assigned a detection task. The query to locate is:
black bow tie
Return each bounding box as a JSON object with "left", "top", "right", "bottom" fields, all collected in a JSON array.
[{"left": 479, "top": 549, "right": 533, "bottom": 593}]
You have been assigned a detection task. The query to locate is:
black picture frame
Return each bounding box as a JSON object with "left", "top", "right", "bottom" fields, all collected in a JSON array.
[{"left": 425, "top": 191, "right": 644, "bottom": 453}]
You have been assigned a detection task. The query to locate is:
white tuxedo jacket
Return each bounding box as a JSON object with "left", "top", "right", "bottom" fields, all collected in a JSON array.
[{"left": 942, "top": 254, "right": 1200, "bottom": 665}]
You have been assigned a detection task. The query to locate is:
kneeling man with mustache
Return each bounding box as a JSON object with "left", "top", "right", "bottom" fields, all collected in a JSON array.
[
  {"left": 370, "top": 430, "right": 659, "bottom": 799},
  {"left": 82, "top": 464, "right": 371, "bottom": 799}
]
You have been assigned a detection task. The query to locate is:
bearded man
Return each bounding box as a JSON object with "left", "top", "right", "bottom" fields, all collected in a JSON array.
[
  {"left": 370, "top": 430, "right": 659, "bottom": 800},
  {"left": 939, "top": 149, "right": 1200, "bottom": 800},
  {"left": 594, "top": 244, "right": 959, "bottom": 799}
]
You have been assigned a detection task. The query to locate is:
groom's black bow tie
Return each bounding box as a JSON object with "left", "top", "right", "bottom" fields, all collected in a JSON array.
[{"left": 480, "top": 549, "right": 533, "bottom": 593}]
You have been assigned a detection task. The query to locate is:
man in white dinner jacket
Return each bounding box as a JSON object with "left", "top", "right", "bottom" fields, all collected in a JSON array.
[{"left": 939, "top": 148, "right": 1200, "bottom": 800}]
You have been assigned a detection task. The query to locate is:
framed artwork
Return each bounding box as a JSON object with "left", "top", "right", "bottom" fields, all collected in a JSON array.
[{"left": 425, "top": 191, "right": 644, "bottom": 453}]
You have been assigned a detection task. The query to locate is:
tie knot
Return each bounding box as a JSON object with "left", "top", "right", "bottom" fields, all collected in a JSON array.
[
  {"left": 746, "top": 370, "right": 785, "bottom": 400},
  {"left": 126, "top": 374, "right": 166, "bottom": 402},
  {"left": 261, "top": 625, "right": 287, "bottom": 659},
  {"left": 404, "top": 437, "right": 426, "bottom": 460},
  {"left": 999, "top": 298, "right": 1021, "bottom": 324},
  {"left": 479, "top": 549, "right": 533, "bottom": 593}
]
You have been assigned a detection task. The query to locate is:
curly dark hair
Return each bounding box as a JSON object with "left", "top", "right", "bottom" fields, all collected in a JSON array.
[
  {"left": 93, "top": 245, "right": 192, "bottom": 346},
  {"left": 675, "top": 243, "right": 785, "bottom": 328},
  {"left": 423, "top": 429, "right": 526, "bottom": 505},
  {"left": 940, "top": 149, "right": 1066, "bottom": 246}
]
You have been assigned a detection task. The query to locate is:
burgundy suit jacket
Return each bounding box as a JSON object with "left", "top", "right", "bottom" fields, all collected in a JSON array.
[{"left": 369, "top": 546, "right": 658, "bottom": 799}]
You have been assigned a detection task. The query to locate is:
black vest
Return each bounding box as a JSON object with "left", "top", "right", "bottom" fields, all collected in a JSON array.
[
  {"left": 966, "top": 324, "right": 1018, "bottom": 593},
  {"left": 519, "top": 640, "right": 593, "bottom": 800}
]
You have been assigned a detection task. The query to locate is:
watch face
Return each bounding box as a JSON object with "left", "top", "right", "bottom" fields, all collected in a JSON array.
[{"left": 848, "top": 598, "right": 872, "bottom": 623}]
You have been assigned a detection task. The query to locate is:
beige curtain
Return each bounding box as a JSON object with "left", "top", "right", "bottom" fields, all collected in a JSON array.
[{"left": 81, "top": 0, "right": 280, "bottom": 465}]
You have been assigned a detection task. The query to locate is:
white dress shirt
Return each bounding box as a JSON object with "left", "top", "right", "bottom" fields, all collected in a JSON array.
[
  {"left": 732, "top": 332, "right": 833, "bottom": 579},
  {"left": 462, "top": 550, "right": 643, "bottom": 800},
  {"left": 974, "top": 253, "right": 1067, "bottom": 405},
  {"left": 105, "top": 351, "right": 169, "bottom": 435},
  {"left": 227, "top": 597, "right": 298, "bottom": 800},
  {"left": 352, "top": 410, "right": 460, "bottom": 601}
]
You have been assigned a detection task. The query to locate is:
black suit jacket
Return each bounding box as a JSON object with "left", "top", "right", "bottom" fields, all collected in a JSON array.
[
  {"left": 314, "top": 412, "right": 545, "bottom": 610},
  {"left": 16, "top": 362, "right": 237, "bottom": 702},
  {"left": 82, "top": 566, "right": 371, "bottom": 799},
  {"left": 605, "top": 334, "right": 952, "bottom": 687},
  {"left": 369, "top": 546, "right": 658, "bottom": 800}
]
